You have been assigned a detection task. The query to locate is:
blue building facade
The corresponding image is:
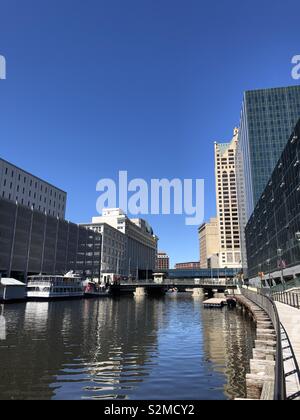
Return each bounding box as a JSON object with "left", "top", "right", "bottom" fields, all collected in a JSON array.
[
  {"left": 239, "top": 85, "right": 300, "bottom": 218},
  {"left": 237, "top": 85, "right": 300, "bottom": 271},
  {"left": 245, "top": 118, "right": 300, "bottom": 283}
]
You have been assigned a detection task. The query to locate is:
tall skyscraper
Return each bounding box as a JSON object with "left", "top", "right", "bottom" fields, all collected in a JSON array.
[
  {"left": 198, "top": 217, "right": 219, "bottom": 268},
  {"left": 214, "top": 128, "right": 241, "bottom": 269},
  {"left": 237, "top": 85, "right": 300, "bottom": 270}
]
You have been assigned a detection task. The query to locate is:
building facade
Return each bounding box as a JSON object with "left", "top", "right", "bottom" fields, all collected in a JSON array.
[
  {"left": 174, "top": 262, "right": 200, "bottom": 270},
  {"left": 214, "top": 128, "right": 242, "bottom": 269},
  {"left": 156, "top": 251, "right": 170, "bottom": 271},
  {"left": 237, "top": 86, "right": 300, "bottom": 271},
  {"left": 89, "top": 209, "right": 158, "bottom": 278},
  {"left": 81, "top": 222, "right": 127, "bottom": 276},
  {"left": 198, "top": 217, "right": 219, "bottom": 268},
  {"left": 245, "top": 119, "right": 300, "bottom": 284},
  {"left": 0, "top": 158, "right": 67, "bottom": 219},
  {"left": 0, "top": 197, "right": 101, "bottom": 281}
]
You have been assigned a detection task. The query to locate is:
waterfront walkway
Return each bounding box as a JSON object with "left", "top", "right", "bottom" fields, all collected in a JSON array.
[{"left": 276, "top": 302, "right": 300, "bottom": 399}]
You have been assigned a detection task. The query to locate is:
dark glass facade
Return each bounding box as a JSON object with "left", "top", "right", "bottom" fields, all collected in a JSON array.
[
  {"left": 245, "top": 118, "right": 300, "bottom": 279},
  {"left": 239, "top": 86, "right": 300, "bottom": 217},
  {"left": 0, "top": 197, "right": 102, "bottom": 281}
]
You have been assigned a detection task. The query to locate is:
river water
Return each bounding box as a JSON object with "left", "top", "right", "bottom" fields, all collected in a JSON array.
[{"left": 0, "top": 294, "right": 256, "bottom": 400}]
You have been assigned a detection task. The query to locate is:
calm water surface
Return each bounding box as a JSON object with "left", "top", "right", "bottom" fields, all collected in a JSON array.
[{"left": 0, "top": 294, "right": 255, "bottom": 400}]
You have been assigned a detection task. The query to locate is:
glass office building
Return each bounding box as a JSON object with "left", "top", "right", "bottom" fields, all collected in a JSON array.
[
  {"left": 237, "top": 85, "right": 300, "bottom": 270},
  {"left": 245, "top": 118, "right": 300, "bottom": 281}
]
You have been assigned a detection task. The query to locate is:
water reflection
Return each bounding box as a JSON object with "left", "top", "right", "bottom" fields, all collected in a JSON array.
[{"left": 0, "top": 295, "right": 255, "bottom": 400}]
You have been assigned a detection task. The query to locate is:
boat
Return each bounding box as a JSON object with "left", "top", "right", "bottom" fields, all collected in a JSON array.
[
  {"left": 166, "top": 287, "right": 178, "bottom": 296},
  {"left": 203, "top": 298, "right": 226, "bottom": 308},
  {"left": 226, "top": 297, "right": 237, "bottom": 308},
  {"left": 26, "top": 271, "right": 84, "bottom": 300},
  {"left": 84, "top": 281, "right": 111, "bottom": 298}
]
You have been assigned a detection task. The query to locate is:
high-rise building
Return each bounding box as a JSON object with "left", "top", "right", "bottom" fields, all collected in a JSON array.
[
  {"left": 214, "top": 128, "right": 242, "bottom": 269},
  {"left": 237, "top": 85, "right": 300, "bottom": 271},
  {"left": 0, "top": 158, "right": 67, "bottom": 219},
  {"left": 86, "top": 208, "right": 158, "bottom": 278},
  {"left": 198, "top": 217, "right": 219, "bottom": 268},
  {"left": 156, "top": 251, "right": 169, "bottom": 271},
  {"left": 245, "top": 118, "right": 300, "bottom": 284}
]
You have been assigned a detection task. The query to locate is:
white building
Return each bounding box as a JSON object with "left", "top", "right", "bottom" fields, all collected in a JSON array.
[
  {"left": 214, "top": 129, "right": 242, "bottom": 269},
  {"left": 0, "top": 158, "right": 67, "bottom": 219},
  {"left": 83, "top": 209, "right": 158, "bottom": 278}
]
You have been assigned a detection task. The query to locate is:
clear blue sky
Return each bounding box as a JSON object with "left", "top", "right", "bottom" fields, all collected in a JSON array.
[{"left": 0, "top": 0, "right": 300, "bottom": 267}]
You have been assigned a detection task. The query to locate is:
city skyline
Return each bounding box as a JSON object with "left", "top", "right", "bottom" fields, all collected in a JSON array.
[{"left": 1, "top": 0, "right": 300, "bottom": 267}]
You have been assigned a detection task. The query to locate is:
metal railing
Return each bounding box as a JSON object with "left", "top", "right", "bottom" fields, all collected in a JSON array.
[
  {"left": 270, "top": 278, "right": 300, "bottom": 294},
  {"left": 241, "top": 288, "right": 286, "bottom": 400},
  {"left": 272, "top": 291, "right": 300, "bottom": 310}
]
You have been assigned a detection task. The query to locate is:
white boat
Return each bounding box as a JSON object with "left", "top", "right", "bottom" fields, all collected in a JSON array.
[{"left": 27, "top": 271, "right": 84, "bottom": 300}]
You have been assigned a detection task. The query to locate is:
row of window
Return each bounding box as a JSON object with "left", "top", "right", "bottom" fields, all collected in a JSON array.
[{"left": 2, "top": 171, "right": 65, "bottom": 201}]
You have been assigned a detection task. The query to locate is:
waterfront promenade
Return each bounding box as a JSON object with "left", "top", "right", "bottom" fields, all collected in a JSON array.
[
  {"left": 243, "top": 287, "right": 300, "bottom": 399},
  {"left": 275, "top": 302, "right": 300, "bottom": 399}
]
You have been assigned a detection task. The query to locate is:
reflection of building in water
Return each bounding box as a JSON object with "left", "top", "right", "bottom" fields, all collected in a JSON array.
[
  {"left": 24, "top": 302, "right": 50, "bottom": 333},
  {"left": 0, "top": 298, "right": 162, "bottom": 400},
  {"left": 201, "top": 308, "right": 255, "bottom": 399}
]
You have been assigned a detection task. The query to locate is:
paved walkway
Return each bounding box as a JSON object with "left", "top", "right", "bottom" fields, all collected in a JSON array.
[{"left": 276, "top": 302, "right": 300, "bottom": 399}]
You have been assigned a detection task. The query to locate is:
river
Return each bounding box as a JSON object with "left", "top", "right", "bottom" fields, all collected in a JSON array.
[{"left": 0, "top": 294, "right": 255, "bottom": 400}]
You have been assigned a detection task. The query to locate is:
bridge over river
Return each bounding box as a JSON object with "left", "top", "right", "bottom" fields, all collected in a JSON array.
[{"left": 110, "top": 278, "right": 238, "bottom": 295}]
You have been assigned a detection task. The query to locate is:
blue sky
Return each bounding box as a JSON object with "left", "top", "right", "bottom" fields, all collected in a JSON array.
[{"left": 0, "top": 0, "right": 300, "bottom": 267}]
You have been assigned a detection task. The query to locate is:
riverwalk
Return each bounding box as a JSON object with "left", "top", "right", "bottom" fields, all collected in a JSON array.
[{"left": 275, "top": 302, "right": 300, "bottom": 399}]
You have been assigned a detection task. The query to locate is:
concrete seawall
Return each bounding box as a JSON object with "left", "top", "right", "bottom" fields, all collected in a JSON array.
[{"left": 235, "top": 294, "right": 276, "bottom": 400}]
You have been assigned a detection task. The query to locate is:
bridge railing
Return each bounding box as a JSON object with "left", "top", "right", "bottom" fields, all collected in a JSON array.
[
  {"left": 241, "top": 288, "right": 286, "bottom": 400},
  {"left": 164, "top": 279, "right": 237, "bottom": 286},
  {"left": 118, "top": 279, "right": 237, "bottom": 287}
]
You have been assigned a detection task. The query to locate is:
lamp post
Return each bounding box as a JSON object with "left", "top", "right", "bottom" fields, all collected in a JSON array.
[
  {"left": 266, "top": 259, "right": 271, "bottom": 288},
  {"left": 258, "top": 263, "right": 263, "bottom": 288},
  {"left": 277, "top": 248, "right": 286, "bottom": 288}
]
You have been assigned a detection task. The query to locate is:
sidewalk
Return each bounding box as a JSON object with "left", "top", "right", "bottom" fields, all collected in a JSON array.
[{"left": 276, "top": 302, "right": 300, "bottom": 399}]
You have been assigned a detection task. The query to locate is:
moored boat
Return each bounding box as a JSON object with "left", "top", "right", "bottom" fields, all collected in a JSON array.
[
  {"left": 27, "top": 271, "right": 84, "bottom": 300},
  {"left": 84, "top": 281, "right": 111, "bottom": 298}
]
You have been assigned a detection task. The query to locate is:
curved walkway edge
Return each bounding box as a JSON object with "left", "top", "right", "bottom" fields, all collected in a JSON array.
[{"left": 275, "top": 302, "right": 300, "bottom": 399}]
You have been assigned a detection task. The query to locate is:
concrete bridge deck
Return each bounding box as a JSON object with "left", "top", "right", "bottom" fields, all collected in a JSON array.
[{"left": 110, "top": 279, "right": 238, "bottom": 294}]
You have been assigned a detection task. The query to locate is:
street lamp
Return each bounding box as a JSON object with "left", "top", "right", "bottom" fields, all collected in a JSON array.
[
  {"left": 258, "top": 263, "right": 263, "bottom": 288},
  {"left": 266, "top": 259, "right": 271, "bottom": 288},
  {"left": 277, "top": 248, "right": 286, "bottom": 287}
]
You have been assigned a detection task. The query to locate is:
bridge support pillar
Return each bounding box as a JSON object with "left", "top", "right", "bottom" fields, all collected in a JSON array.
[
  {"left": 134, "top": 287, "right": 146, "bottom": 297},
  {"left": 192, "top": 288, "right": 203, "bottom": 297}
]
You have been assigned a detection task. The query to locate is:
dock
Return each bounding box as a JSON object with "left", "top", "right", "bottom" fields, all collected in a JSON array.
[{"left": 203, "top": 298, "right": 226, "bottom": 308}]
